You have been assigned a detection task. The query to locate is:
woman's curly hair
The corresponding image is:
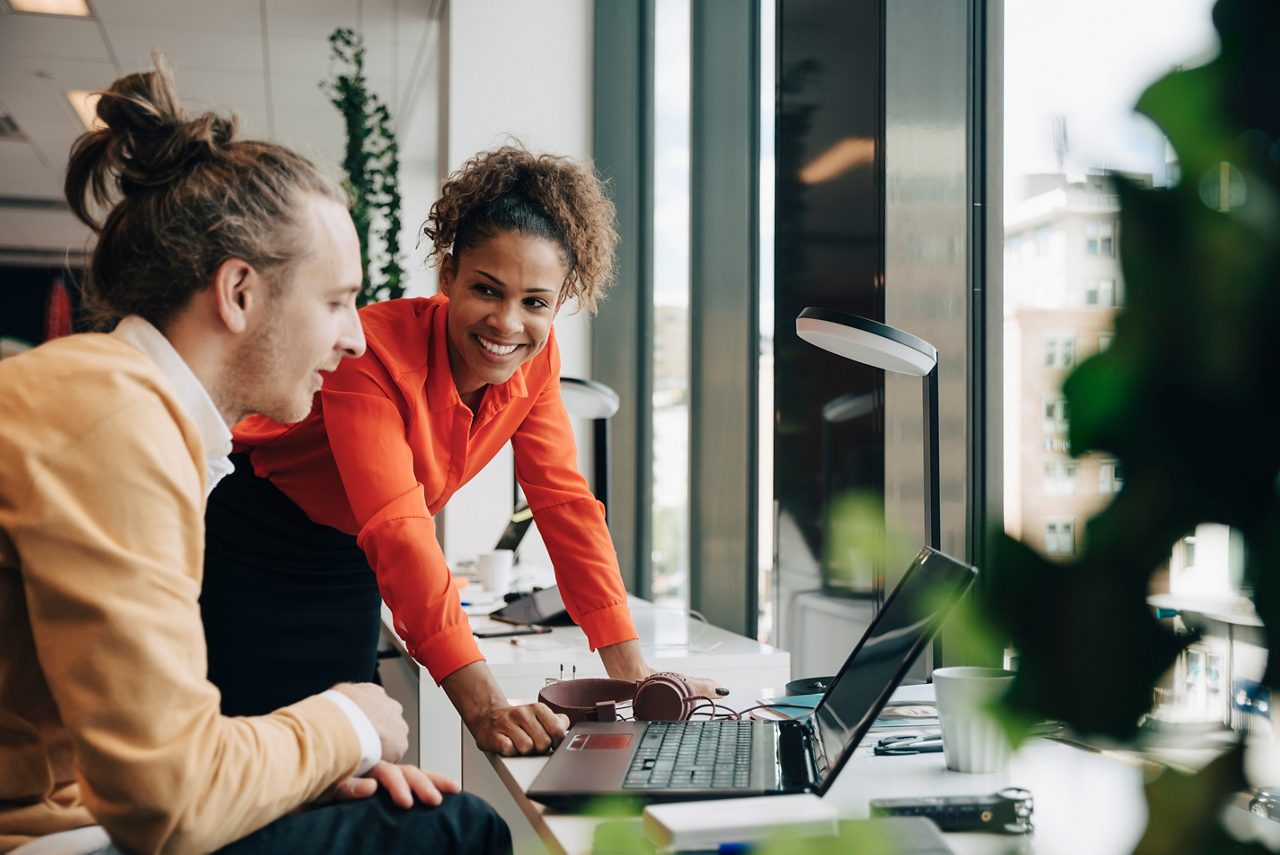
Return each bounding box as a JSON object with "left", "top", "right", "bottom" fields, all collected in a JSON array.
[{"left": 422, "top": 145, "right": 618, "bottom": 314}]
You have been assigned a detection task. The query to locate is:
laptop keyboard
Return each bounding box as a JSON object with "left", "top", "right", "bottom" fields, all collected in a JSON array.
[{"left": 622, "top": 721, "right": 753, "bottom": 790}]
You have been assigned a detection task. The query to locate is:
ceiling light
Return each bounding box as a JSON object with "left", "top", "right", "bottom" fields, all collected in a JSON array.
[
  {"left": 7, "top": 0, "right": 92, "bottom": 16},
  {"left": 66, "top": 90, "right": 103, "bottom": 131}
]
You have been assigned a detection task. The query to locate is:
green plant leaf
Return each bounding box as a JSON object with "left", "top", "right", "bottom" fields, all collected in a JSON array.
[
  {"left": 324, "top": 26, "right": 406, "bottom": 306},
  {"left": 1133, "top": 746, "right": 1268, "bottom": 855}
]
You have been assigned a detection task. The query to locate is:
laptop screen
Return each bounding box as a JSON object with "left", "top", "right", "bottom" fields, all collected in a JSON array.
[{"left": 809, "top": 547, "right": 977, "bottom": 792}]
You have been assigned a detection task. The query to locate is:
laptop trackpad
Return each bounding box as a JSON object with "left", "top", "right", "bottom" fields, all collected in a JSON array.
[{"left": 568, "top": 733, "right": 634, "bottom": 750}]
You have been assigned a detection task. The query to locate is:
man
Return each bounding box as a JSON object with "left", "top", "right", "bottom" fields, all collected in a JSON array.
[{"left": 0, "top": 60, "right": 509, "bottom": 854}]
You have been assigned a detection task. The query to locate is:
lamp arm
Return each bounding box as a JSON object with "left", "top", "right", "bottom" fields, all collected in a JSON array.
[{"left": 923, "top": 362, "right": 940, "bottom": 551}]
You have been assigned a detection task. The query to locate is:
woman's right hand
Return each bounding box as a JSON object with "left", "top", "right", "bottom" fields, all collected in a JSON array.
[
  {"left": 442, "top": 660, "right": 571, "bottom": 756},
  {"left": 468, "top": 701, "right": 570, "bottom": 756}
]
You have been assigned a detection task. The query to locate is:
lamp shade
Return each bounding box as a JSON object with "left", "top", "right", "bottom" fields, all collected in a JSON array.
[
  {"left": 796, "top": 307, "right": 937, "bottom": 377},
  {"left": 560, "top": 376, "right": 620, "bottom": 419}
]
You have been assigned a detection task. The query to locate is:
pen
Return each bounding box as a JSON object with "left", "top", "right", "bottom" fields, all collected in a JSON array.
[{"left": 873, "top": 733, "right": 944, "bottom": 755}]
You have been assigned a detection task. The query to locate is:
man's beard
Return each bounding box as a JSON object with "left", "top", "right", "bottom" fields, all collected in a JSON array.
[{"left": 219, "top": 307, "right": 314, "bottom": 425}]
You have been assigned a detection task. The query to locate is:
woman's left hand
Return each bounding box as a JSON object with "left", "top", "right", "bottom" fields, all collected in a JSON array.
[{"left": 599, "top": 639, "right": 727, "bottom": 699}]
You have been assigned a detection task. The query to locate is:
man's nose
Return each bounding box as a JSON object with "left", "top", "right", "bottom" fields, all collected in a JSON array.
[{"left": 338, "top": 309, "right": 366, "bottom": 358}]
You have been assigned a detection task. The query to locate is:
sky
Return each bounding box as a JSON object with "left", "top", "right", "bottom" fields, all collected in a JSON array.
[{"left": 1003, "top": 0, "right": 1220, "bottom": 200}]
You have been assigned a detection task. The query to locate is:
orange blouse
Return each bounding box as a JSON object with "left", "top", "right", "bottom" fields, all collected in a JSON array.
[{"left": 233, "top": 295, "right": 637, "bottom": 683}]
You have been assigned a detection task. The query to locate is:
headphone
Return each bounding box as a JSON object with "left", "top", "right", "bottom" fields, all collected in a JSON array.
[{"left": 538, "top": 673, "right": 734, "bottom": 724}]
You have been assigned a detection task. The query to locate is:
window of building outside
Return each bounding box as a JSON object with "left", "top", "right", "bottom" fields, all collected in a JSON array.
[
  {"left": 1098, "top": 459, "right": 1125, "bottom": 495},
  {"left": 650, "top": 0, "right": 692, "bottom": 609},
  {"left": 1043, "top": 459, "right": 1078, "bottom": 497},
  {"left": 1003, "top": 1, "right": 1238, "bottom": 587},
  {"left": 1044, "top": 518, "right": 1076, "bottom": 556},
  {"left": 1044, "top": 331, "right": 1076, "bottom": 369}
]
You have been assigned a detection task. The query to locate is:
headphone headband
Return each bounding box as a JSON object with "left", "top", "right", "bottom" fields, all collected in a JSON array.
[
  {"left": 538, "top": 678, "right": 637, "bottom": 724},
  {"left": 537, "top": 673, "right": 704, "bottom": 724}
]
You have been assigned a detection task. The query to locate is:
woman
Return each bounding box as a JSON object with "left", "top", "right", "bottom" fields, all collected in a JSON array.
[{"left": 202, "top": 145, "right": 715, "bottom": 755}]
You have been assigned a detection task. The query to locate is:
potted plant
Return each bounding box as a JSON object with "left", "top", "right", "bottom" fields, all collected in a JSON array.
[
  {"left": 981, "top": 0, "right": 1280, "bottom": 850},
  {"left": 322, "top": 27, "right": 405, "bottom": 306}
]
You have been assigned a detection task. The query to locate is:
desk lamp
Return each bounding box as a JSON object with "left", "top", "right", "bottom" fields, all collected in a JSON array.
[
  {"left": 559, "top": 377, "right": 621, "bottom": 523},
  {"left": 795, "top": 307, "right": 940, "bottom": 550}
]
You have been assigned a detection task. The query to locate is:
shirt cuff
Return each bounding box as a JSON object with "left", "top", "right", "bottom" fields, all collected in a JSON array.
[{"left": 322, "top": 689, "right": 381, "bottom": 776}]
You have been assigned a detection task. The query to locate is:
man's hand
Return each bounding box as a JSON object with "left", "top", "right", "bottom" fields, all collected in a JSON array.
[
  {"left": 469, "top": 701, "right": 570, "bottom": 756},
  {"left": 331, "top": 682, "right": 409, "bottom": 763},
  {"left": 333, "top": 762, "right": 460, "bottom": 809}
]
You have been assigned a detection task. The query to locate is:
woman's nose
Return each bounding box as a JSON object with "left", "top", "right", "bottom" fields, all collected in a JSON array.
[{"left": 487, "top": 302, "right": 522, "bottom": 336}]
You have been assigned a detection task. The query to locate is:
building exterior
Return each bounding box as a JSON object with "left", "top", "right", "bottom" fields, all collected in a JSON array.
[{"left": 1003, "top": 173, "right": 1128, "bottom": 558}]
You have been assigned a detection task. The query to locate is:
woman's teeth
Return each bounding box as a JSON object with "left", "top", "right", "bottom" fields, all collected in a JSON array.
[{"left": 478, "top": 337, "right": 518, "bottom": 356}]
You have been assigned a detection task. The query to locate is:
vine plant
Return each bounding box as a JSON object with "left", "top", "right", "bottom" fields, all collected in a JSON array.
[{"left": 322, "top": 27, "right": 405, "bottom": 306}]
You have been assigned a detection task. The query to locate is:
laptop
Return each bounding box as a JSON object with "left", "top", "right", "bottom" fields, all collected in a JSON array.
[{"left": 527, "top": 546, "right": 976, "bottom": 809}]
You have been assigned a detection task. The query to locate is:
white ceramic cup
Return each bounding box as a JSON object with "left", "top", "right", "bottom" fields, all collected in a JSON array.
[
  {"left": 932, "top": 666, "right": 1016, "bottom": 773},
  {"left": 478, "top": 549, "right": 514, "bottom": 595}
]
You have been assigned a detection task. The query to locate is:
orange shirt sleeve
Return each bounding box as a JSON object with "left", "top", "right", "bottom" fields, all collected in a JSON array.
[
  {"left": 512, "top": 351, "right": 638, "bottom": 651},
  {"left": 319, "top": 357, "right": 482, "bottom": 684}
]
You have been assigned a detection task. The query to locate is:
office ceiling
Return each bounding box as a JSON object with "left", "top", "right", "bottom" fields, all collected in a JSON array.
[{"left": 0, "top": 0, "right": 441, "bottom": 266}]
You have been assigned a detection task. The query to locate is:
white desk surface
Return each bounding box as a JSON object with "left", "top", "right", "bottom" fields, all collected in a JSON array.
[
  {"left": 385, "top": 593, "right": 786, "bottom": 676},
  {"left": 483, "top": 685, "right": 1159, "bottom": 855}
]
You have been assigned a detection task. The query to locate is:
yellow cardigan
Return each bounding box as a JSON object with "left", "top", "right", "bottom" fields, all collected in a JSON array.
[{"left": 0, "top": 334, "right": 360, "bottom": 854}]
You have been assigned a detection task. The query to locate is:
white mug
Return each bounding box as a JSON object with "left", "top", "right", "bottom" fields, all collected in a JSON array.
[
  {"left": 478, "top": 549, "right": 514, "bottom": 595},
  {"left": 932, "top": 666, "right": 1016, "bottom": 773}
]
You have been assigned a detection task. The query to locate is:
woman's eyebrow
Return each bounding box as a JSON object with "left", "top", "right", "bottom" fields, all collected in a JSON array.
[{"left": 475, "top": 269, "right": 556, "bottom": 294}]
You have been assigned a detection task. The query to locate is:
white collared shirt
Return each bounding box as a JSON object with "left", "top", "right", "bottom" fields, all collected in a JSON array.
[{"left": 112, "top": 315, "right": 235, "bottom": 497}]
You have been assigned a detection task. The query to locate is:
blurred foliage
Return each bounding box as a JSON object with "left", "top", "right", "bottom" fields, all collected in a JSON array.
[
  {"left": 322, "top": 28, "right": 406, "bottom": 306},
  {"left": 823, "top": 489, "right": 892, "bottom": 593},
  {"left": 1133, "top": 746, "right": 1269, "bottom": 855},
  {"left": 976, "top": 0, "right": 1280, "bottom": 851},
  {"left": 588, "top": 815, "right": 936, "bottom": 855}
]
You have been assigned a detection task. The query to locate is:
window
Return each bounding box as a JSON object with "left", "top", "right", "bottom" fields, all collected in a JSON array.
[
  {"left": 1098, "top": 459, "right": 1124, "bottom": 494},
  {"left": 1085, "top": 218, "right": 1116, "bottom": 256},
  {"left": 1045, "top": 519, "right": 1076, "bottom": 556},
  {"left": 1044, "top": 332, "right": 1076, "bottom": 368},
  {"left": 1034, "top": 226, "right": 1053, "bottom": 256},
  {"left": 1085, "top": 278, "right": 1126, "bottom": 308},
  {"left": 1043, "top": 459, "right": 1078, "bottom": 497},
  {"left": 650, "top": 0, "right": 692, "bottom": 608},
  {"left": 1042, "top": 395, "right": 1069, "bottom": 433},
  {"left": 1003, "top": 0, "right": 1220, "bottom": 586}
]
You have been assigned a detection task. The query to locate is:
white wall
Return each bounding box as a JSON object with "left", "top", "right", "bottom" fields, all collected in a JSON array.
[{"left": 437, "top": 0, "right": 596, "bottom": 572}]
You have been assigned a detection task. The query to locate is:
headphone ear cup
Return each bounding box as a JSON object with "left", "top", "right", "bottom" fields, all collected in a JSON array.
[{"left": 633, "top": 672, "right": 698, "bottom": 721}]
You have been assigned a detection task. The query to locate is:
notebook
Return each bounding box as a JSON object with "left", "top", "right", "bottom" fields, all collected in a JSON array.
[{"left": 527, "top": 546, "right": 977, "bottom": 808}]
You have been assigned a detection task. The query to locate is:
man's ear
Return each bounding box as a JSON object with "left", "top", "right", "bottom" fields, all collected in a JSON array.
[
  {"left": 210, "top": 257, "right": 264, "bottom": 334},
  {"left": 438, "top": 253, "right": 456, "bottom": 297}
]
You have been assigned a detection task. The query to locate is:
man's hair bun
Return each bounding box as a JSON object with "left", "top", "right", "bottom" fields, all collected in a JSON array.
[{"left": 64, "top": 54, "right": 347, "bottom": 328}]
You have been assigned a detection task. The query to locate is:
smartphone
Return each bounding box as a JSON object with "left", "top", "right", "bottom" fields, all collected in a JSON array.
[{"left": 473, "top": 624, "right": 553, "bottom": 639}]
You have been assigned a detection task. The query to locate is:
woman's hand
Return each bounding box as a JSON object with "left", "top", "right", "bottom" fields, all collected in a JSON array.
[
  {"left": 598, "top": 639, "right": 728, "bottom": 699},
  {"left": 469, "top": 701, "right": 570, "bottom": 756},
  {"left": 332, "top": 762, "right": 460, "bottom": 808},
  {"left": 441, "top": 660, "right": 570, "bottom": 756}
]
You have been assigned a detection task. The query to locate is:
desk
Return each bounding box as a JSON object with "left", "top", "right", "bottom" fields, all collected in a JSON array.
[
  {"left": 481, "top": 685, "right": 1156, "bottom": 855},
  {"left": 378, "top": 595, "right": 791, "bottom": 786}
]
